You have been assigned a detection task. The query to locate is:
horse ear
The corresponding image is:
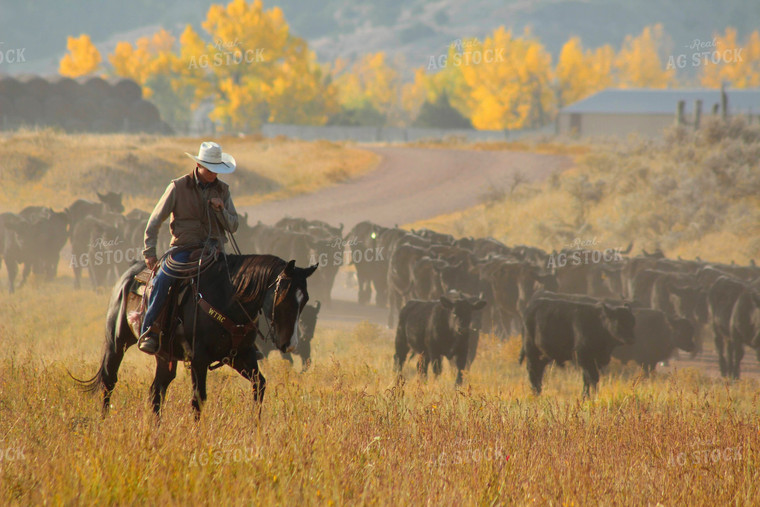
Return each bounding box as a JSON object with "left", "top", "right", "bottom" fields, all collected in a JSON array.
[
  {"left": 284, "top": 259, "right": 296, "bottom": 275},
  {"left": 304, "top": 263, "right": 318, "bottom": 278}
]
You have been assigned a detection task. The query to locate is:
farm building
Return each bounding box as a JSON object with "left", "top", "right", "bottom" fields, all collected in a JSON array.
[{"left": 557, "top": 88, "right": 760, "bottom": 138}]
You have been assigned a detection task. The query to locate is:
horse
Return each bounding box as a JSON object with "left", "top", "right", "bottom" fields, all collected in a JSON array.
[{"left": 75, "top": 254, "right": 317, "bottom": 419}]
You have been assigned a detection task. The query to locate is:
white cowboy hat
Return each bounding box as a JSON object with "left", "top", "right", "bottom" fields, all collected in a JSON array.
[{"left": 185, "top": 141, "right": 236, "bottom": 174}]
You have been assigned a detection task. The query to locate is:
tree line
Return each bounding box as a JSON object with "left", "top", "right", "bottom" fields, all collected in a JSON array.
[{"left": 57, "top": 0, "right": 760, "bottom": 133}]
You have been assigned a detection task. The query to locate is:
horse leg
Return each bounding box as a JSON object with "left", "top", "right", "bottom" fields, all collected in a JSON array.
[
  {"left": 96, "top": 346, "right": 124, "bottom": 416},
  {"left": 190, "top": 360, "right": 210, "bottom": 421},
  {"left": 149, "top": 359, "right": 177, "bottom": 417},
  {"left": 231, "top": 347, "right": 267, "bottom": 418}
]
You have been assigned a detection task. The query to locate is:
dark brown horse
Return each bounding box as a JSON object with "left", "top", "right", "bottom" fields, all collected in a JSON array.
[{"left": 75, "top": 254, "right": 317, "bottom": 419}]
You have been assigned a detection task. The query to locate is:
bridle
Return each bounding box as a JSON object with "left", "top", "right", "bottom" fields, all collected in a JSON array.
[{"left": 250, "top": 270, "right": 290, "bottom": 346}]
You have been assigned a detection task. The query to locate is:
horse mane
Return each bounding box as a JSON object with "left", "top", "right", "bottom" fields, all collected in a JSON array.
[{"left": 227, "top": 254, "right": 287, "bottom": 303}]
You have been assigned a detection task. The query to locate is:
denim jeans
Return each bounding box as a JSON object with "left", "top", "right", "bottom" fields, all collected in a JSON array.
[{"left": 141, "top": 249, "right": 191, "bottom": 334}]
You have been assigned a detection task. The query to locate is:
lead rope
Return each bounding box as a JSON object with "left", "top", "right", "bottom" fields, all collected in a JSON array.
[{"left": 187, "top": 205, "right": 220, "bottom": 368}]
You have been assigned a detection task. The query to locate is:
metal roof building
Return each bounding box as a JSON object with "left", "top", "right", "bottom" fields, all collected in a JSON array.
[{"left": 557, "top": 88, "right": 760, "bottom": 138}]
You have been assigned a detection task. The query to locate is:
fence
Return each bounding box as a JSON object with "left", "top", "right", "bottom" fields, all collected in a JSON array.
[{"left": 258, "top": 124, "right": 552, "bottom": 142}]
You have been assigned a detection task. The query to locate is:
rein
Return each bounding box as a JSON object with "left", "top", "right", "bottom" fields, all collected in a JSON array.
[{"left": 201, "top": 269, "right": 285, "bottom": 370}]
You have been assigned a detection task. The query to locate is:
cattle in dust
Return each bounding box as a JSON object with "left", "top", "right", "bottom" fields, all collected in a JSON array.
[
  {"left": 521, "top": 294, "right": 636, "bottom": 397},
  {"left": 394, "top": 294, "right": 486, "bottom": 386}
]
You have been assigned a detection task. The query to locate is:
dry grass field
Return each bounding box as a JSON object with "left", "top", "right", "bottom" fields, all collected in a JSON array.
[
  {"left": 0, "top": 279, "right": 759, "bottom": 505},
  {"left": 0, "top": 128, "right": 379, "bottom": 212},
  {"left": 2, "top": 125, "right": 760, "bottom": 504}
]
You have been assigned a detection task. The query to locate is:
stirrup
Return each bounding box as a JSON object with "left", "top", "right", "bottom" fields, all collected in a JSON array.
[{"left": 138, "top": 325, "right": 161, "bottom": 354}]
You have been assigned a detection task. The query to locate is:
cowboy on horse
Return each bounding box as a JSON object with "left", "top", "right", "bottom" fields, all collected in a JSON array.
[
  {"left": 74, "top": 141, "right": 317, "bottom": 419},
  {"left": 138, "top": 141, "right": 239, "bottom": 354}
]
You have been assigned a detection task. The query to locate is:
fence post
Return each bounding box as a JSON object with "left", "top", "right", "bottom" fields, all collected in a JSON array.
[
  {"left": 694, "top": 100, "right": 702, "bottom": 130},
  {"left": 676, "top": 100, "right": 686, "bottom": 125},
  {"left": 721, "top": 83, "right": 728, "bottom": 120}
]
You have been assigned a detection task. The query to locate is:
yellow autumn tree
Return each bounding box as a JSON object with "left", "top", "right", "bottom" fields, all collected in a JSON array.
[
  {"left": 198, "top": 0, "right": 336, "bottom": 130},
  {"left": 103, "top": 0, "right": 337, "bottom": 131},
  {"left": 402, "top": 41, "right": 472, "bottom": 123},
  {"left": 459, "top": 27, "right": 555, "bottom": 130},
  {"left": 109, "top": 28, "right": 176, "bottom": 98},
  {"left": 263, "top": 42, "right": 338, "bottom": 125},
  {"left": 169, "top": 25, "right": 215, "bottom": 106},
  {"left": 59, "top": 34, "right": 102, "bottom": 77},
  {"left": 332, "top": 52, "right": 404, "bottom": 125},
  {"left": 701, "top": 28, "right": 760, "bottom": 88},
  {"left": 615, "top": 24, "right": 674, "bottom": 88},
  {"left": 108, "top": 27, "right": 209, "bottom": 128},
  {"left": 556, "top": 37, "right": 615, "bottom": 106}
]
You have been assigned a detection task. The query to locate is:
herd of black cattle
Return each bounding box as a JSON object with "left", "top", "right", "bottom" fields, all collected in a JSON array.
[{"left": 2, "top": 192, "right": 760, "bottom": 395}]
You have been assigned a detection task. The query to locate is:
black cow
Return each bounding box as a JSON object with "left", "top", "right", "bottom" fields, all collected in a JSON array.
[
  {"left": 16, "top": 206, "right": 69, "bottom": 284},
  {"left": 387, "top": 244, "right": 430, "bottom": 328},
  {"left": 471, "top": 237, "right": 514, "bottom": 259},
  {"left": 521, "top": 295, "right": 636, "bottom": 396},
  {"left": 410, "top": 257, "right": 447, "bottom": 300},
  {"left": 257, "top": 301, "right": 321, "bottom": 372},
  {"left": 270, "top": 230, "right": 314, "bottom": 267},
  {"left": 394, "top": 295, "right": 486, "bottom": 385},
  {"left": 708, "top": 276, "right": 760, "bottom": 379},
  {"left": 66, "top": 191, "right": 124, "bottom": 238},
  {"left": 622, "top": 253, "right": 668, "bottom": 299},
  {"left": 0, "top": 213, "right": 23, "bottom": 292},
  {"left": 347, "top": 221, "right": 388, "bottom": 305},
  {"left": 244, "top": 221, "right": 277, "bottom": 254},
  {"left": 70, "top": 213, "right": 126, "bottom": 289},
  {"left": 650, "top": 273, "right": 708, "bottom": 326},
  {"left": 488, "top": 260, "right": 557, "bottom": 337},
  {"left": 613, "top": 308, "right": 695, "bottom": 375},
  {"left": 411, "top": 228, "right": 455, "bottom": 245}
]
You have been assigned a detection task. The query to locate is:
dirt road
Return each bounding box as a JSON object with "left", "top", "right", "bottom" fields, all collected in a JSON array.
[
  {"left": 239, "top": 145, "right": 569, "bottom": 322},
  {"left": 241, "top": 146, "right": 572, "bottom": 229}
]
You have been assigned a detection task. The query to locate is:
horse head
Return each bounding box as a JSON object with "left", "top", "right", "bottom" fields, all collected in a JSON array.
[{"left": 268, "top": 260, "right": 318, "bottom": 353}]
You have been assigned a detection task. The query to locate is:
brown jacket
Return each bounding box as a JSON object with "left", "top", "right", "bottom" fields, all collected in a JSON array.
[{"left": 143, "top": 169, "right": 239, "bottom": 258}]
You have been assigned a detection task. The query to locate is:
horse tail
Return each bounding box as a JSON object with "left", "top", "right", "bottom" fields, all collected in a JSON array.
[
  {"left": 70, "top": 261, "right": 142, "bottom": 407},
  {"left": 68, "top": 285, "right": 123, "bottom": 395},
  {"left": 68, "top": 365, "right": 104, "bottom": 394}
]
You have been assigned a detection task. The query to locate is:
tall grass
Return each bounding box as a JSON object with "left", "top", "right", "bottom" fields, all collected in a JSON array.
[{"left": 0, "top": 279, "right": 758, "bottom": 504}]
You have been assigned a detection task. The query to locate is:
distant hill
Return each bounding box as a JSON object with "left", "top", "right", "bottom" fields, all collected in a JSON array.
[{"left": 3, "top": 0, "right": 759, "bottom": 75}]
